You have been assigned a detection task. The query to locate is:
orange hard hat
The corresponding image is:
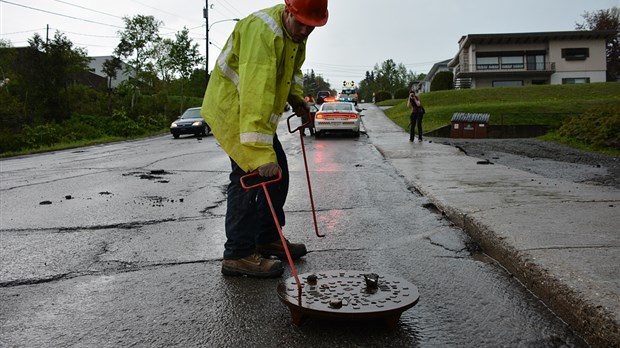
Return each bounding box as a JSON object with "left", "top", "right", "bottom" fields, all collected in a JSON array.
[{"left": 285, "top": 0, "right": 328, "bottom": 27}]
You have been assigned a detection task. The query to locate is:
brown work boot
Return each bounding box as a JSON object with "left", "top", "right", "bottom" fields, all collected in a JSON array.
[
  {"left": 221, "top": 253, "right": 284, "bottom": 278},
  {"left": 256, "top": 239, "right": 307, "bottom": 261}
]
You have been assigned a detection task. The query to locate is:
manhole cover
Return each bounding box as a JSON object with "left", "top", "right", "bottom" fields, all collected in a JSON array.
[{"left": 277, "top": 270, "right": 419, "bottom": 327}]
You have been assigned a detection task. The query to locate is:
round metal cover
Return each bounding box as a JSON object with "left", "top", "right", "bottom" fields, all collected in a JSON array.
[{"left": 277, "top": 270, "right": 419, "bottom": 327}]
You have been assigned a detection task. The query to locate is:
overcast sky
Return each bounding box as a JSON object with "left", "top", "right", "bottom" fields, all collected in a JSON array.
[{"left": 1, "top": 0, "right": 617, "bottom": 88}]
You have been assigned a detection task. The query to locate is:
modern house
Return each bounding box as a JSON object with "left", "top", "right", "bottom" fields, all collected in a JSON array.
[
  {"left": 87, "top": 55, "right": 133, "bottom": 89},
  {"left": 447, "top": 30, "right": 615, "bottom": 89}
]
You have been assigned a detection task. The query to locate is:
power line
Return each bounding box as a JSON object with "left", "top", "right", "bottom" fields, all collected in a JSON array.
[
  {"left": 48, "top": 28, "right": 117, "bottom": 39},
  {"left": 0, "top": 0, "right": 124, "bottom": 29},
  {"left": 129, "top": 0, "right": 180, "bottom": 18},
  {"left": 1, "top": 28, "right": 47, "bottom": 36},
  {"left": 52, "top": 0, "right": 121, "bottom": 19},
  {"left": 214, "top": 0, "right": 243, "bottom": 18}
]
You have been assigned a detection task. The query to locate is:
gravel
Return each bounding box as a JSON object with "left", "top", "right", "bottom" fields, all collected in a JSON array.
[{"left": 432, "top": 138, "right": 620, "bottom": 190}]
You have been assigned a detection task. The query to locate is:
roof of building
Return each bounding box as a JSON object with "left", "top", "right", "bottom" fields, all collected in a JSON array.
[{"left": 457, "top": 30, "right": 617, "bottom": 47}]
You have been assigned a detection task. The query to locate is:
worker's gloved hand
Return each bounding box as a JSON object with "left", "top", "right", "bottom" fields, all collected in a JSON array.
[
  {"left": 257, "top": 162, "right": 280, "bottom": 177},
  {"left": 293, "top": 102, "right": 310, "bottom": 119}
]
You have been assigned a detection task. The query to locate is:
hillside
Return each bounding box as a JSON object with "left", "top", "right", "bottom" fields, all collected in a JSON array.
[{"left": 382, "top": 83, "right": 620, "bottom": 132}]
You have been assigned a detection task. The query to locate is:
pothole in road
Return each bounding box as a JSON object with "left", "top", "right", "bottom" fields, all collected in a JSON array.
[
  {"left": 123, "top": 170, "right": 174, "bottom": 183},
  {"left": 134, "top": 195, "right": 184, "bottom": 207}
]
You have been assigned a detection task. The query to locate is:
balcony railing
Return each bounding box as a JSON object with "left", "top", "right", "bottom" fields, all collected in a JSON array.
[{"left": 457, "top": 62, "right": 555, "bottom": 74}]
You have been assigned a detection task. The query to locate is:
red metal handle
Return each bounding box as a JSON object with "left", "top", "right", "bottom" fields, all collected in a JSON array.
[
  {"left": 287, "top": 113, "right": 312, "bottom": 134},
  {"left": 239, "top": 169, "right": 302, "bottom": 293},
  {"left": 287, "top": 112, "right": 325, "bottom": 238},
  {"left": 240, "top": 170, "right": 282, "bottom": 190}
]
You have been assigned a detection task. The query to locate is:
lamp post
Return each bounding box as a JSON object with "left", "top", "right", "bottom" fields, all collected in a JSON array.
[{"left": 203, "top": 1, "right": 239, "bottom": 85}]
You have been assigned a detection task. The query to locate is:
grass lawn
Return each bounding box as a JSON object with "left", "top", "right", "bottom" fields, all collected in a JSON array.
[{"left": 380, "top": 83, "right": 620, "bottom": 154}]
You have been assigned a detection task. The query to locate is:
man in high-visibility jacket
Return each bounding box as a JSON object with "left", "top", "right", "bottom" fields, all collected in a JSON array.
[{"left": 201, "top": 0, "right": 328, "bottom": 278}]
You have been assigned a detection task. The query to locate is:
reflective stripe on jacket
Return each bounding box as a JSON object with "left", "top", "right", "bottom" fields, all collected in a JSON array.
[{"left": 201, "top": 4, "right": 306, "bottom": 172}]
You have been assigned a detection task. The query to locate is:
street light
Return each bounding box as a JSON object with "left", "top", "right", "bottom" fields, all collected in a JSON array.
[
  {"left": 204, "top": 1, "right": 239, "bottom": 85},
  {"left": 208, "top": 18, "right": 240, "bottom": 32},
  {"left": 206, "top": 19, "right": 239, "bottom": 73}
]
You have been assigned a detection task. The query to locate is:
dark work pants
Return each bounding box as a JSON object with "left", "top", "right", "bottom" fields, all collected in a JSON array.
[
  {"left": 410, "top": 112, "right": 424, "bottom": 140},
  {"left": 224, "top": 135, "right": 289, "bottom": 259}
]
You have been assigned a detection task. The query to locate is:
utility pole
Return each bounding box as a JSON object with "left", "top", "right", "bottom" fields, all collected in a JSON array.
[
  {"left": 204, "top": 1, "right": 209, "bottom": 86},
  {"left": 203, "top": 2, "right": 239, "bottom": 87}
]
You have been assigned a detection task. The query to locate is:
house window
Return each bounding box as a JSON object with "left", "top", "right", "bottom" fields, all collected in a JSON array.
[
  {"left": 562, "top": 77, "right": 590, "bottom": 84},
  {"left": 527, "top": 54, "right": 546, "bottom": 70},
  {"left": 500, "top": 56, "right": 524, "bottom": 69},
  {"left": 561, "top": 48, "right": 589, "bottom": 61},
  {"left": 492, "top": 80, "right": 523, "bottom": 87},
  {"left": 476, "top": 57, "right": 499, "bottom": 70}
]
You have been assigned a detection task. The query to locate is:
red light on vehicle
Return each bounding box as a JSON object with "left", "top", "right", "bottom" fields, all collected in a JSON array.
[{"left": 315, "top": 113, "right": 357, "bottom": 119}]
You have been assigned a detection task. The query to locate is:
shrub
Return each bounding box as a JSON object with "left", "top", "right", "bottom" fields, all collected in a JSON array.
[
  {"left": 431, "top": 71, "right": 454, "bottom": 91},
  {"left": 22, "top": 123, "right": 62, "bottom": 148},
  {"left": 558, "top": 104, "right": 620, "bottom": 149},
  {"left": 374, "top": 91, "right": 392, "bottom": 103},
  {"left": 394, "top": 88, "right": 410, "bottom": 99},
  {"left": 0, "top": 89, "right": 24, "bottom": 130},
  {"left": 107, "top": 110, "right": 143, "bottom": 137},
  {"left": 0, "top": 129, "right": 27, "bottom": 153},
  {"left": 66, "top": 84, "right": 106, "bottom": 116},
  {"left": 61, "top": 115, "right": 105, "bottom": 141},
  {"left": 136, "top": 113, "right": 169, "bottom": 132}
]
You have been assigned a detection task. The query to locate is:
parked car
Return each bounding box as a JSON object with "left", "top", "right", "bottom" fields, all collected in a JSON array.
[
  {"left": 170, "top": 107, "right": 210, "bottom": 138},
  {"left": 314, "top": 101, "right": 361, "bottom": 138}
]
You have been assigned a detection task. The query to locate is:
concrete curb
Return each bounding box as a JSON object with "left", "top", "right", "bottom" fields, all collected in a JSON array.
[{"left": 363, "top": 104, "right": 620, "bottom": 347}]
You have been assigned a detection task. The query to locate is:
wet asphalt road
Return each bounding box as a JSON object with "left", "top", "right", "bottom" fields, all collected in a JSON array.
[{"left": 0, "top": 109, "right": 587, "bottom": 347}]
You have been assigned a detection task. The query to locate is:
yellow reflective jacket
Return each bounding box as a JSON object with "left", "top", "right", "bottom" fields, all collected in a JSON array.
[{"left": 201, "top": 4, "right": 306, "bottom": 172}]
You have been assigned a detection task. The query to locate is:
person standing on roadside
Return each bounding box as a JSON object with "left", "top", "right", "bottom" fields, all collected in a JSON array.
[
  {"left": 407, "top": 90, "right": 425, "bottom": 142},
  {"left": 301, "top": 95, "right": 316, "bottom": 136},
  {"left": 201, "top": 0, "right": 329, "bottom": 278}
]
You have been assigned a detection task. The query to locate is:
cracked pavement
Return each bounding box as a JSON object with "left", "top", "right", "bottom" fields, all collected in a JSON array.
[{"left": 0, "top": 107, "right": 598, "bottom": 347}]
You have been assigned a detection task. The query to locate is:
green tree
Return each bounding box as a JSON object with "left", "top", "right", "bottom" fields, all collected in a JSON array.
[
  {"left": 576, "top": 7, "right": 620, "bottom": 81},
  {"left": 115, "top": 15, "right": 163, "bottom": 80},
  {"left": 152, "top": 38, "right": 175, "bottom": 83},
  {"left": 19, "top": 32, "right": 91, "bottom": 123},
  {"left": 115, "top": 15, "right": 163, "bottom": 110},
  {"left": 102, "top": 56, "right": 122, "bottom": 115},
  {"left": 372, "top": 59, "right": 415, "bottom": 98},
  {"left": 168, "top": 27, "right": 204, "bottom": 112},
  {"left": 0, "top": 39, "right": 23, "bottom": 134},
  {"left": 183, "top": 67, "right": 208, "bottom": 98},
  {"left": 303, "top": 69, "right": 332, "bottom": 99},
  {"left": 358, "top": 70, "right": 377, "bottom": 102},
  {"left": 0, "top": 39, "right": 15, "bottom": 90}
]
